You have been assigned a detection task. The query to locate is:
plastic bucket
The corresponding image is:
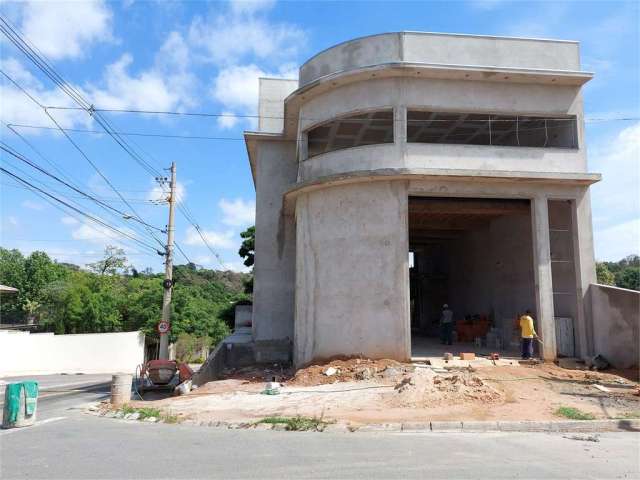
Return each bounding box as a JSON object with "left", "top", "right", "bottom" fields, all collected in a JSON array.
[
  {"left": 2, "top": 381, "right": 39, "bottom": 429},
  {"left": 110, "top": 374, "right": 133, "bottom": 406}
]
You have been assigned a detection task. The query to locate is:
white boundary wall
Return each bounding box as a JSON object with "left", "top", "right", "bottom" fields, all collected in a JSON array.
[{"left": 0, "top": 330, "right": 145, "bottom": 376}]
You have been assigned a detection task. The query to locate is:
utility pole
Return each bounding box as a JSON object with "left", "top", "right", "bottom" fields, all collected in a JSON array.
[{"left": 159, "top": 162, "right": 176, "bottom": 360}]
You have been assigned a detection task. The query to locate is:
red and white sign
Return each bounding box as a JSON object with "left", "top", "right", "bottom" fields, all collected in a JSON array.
[{"left": 157, "top": 320, "right": 171, "bottom": 334}]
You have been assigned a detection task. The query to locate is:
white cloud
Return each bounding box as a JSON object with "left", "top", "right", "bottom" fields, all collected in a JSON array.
[
  {"left": 61, "top": 216, "right": 79, "bottom": 225},
  {"left": 212, "top": 64, "right": 265, "bottom": 113},
  {"left": 591, "top": 122, "right": 640, "bottom": 261},
  {"left": 211, "top": 63, "right": 297, "bottom": 126},
  {"left": 217, "top": 112, "right": 240, "bottom": 130},
  {"left": 229, "top": 0, "right": 276, "bottom": 15},
  {"left": 87, "top": 36, "right": 197, "bottom": 113},
  {"left": 184, "top": 225, "right": 236, "bottom": 249},
  {"left": 0, "top": 58, "right": 92, "bottom": 130},
  {"left": 21, "top": 200, "right": 44, "bottom": 211},
  {"left": 59, "top": 213, "right": 135, "bottom": 246},
  {"left": 188, "top": 8, "right": 305, "bottom": 67},
  {"left": 146, "top": 181, "right": 187, "bottom": 203},
  {"left": 19, "top": 0, "right": 114, "bottom": 60},
  {"left": 594, "top": 218, "right": 640, "bottom": 262},
  {"left": 219, "top": 198, "right": 255, "bottom": 227}
]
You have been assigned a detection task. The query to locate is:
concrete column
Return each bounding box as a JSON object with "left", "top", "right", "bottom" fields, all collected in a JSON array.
[
  {"left": 572, "top": 190, "right": 597, "bottom": 358},
  {"left": 531, "top": 196, "right": 557, "bottom": 360}
]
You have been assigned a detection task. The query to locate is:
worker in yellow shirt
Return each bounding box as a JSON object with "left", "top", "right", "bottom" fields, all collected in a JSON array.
[{"left": 519, "top": 310, "right": 538, "bottom": 360}]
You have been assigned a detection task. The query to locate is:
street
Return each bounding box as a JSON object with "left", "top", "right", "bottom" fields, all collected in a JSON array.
[{"left": 1, "top": 376, "right": 639, "bottom": 480}]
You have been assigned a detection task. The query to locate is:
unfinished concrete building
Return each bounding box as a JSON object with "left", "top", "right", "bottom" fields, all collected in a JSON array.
[{"left": 239, "top": 32, "right": 628, "bottom": 369}]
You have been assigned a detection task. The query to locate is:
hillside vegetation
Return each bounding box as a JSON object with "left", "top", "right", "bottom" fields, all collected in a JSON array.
[{"left": 0, "top": 247, "right": 251, "bottom": 347}]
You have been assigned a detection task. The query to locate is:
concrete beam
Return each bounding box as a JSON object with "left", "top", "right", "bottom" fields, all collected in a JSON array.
[{"left": 409, "top": 197, "right": 530, "bottom": 216}]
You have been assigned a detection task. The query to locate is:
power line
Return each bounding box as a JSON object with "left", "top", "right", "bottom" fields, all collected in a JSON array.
[
  {"left": 176, "top": 201, "right": 226, "bottom": 269},
  {"left": 6, "top": 123, "right": 246, "bottom": 141},
  {"left": 0, "top": 143, "right": 164, "bottom": 231},
  {"left": 38, "top": 105, "right": 640, "bottom": 124},
  {"left": 0, "top": 167, "right": 162, "bottom": 254},
  {"left": 174, "top": 241, "right": 193, "bottom": 265},
  {"left": 0, "top": 66, "right": 166, "bottom": 248}
]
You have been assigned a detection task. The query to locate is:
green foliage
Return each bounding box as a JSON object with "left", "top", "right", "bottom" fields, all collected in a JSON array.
[
  {"left": 555, "top": 406, "right": 596, "bottom": 420},
  {"left": 596, "top": 262, "right": 615, "bottom": 286},
  {"left": 599, "top": 255, "right": 640, "bottom": 291},
  {"left": 238, "top": 226, "right": 255, "bottom": 268},
  {"left": 0, "top": 247, "right": 250, "bottom": 347},
  {"left": 174, "top": 333, "right": 212, "bottom": 363}
]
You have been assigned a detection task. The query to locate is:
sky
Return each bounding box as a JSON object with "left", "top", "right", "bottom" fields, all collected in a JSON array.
[{"left": 0, "top": 0, "right": 638, "bottom": 273}]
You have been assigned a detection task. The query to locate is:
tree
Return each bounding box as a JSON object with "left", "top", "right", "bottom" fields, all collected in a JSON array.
[
  {"left": 87, "top": 245, "right": 128, "bottom": 275},
  {"left": 596, "top": 262, "right": 615, "bottom": 286},
  {"left": 238, "top": 226, "right": 255, "bottom": 267}
]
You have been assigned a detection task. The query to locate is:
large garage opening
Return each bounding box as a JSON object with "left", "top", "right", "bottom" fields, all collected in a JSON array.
[{"left": 409, "top": 197, "right": 537, "bottom": 359}]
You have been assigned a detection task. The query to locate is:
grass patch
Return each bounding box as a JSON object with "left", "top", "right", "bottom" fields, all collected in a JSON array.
[
  {"left": 162, "top": 414, "right": 179, "bottom": 424},
  {"left": 118, "top": 404, "right": 177, "bottom": 423},
  {"left": 257, "top": 416, "right": 329, "bottom": 431},
  {"left": 555, "top": 406, "right": 596, "bottom": 420}
]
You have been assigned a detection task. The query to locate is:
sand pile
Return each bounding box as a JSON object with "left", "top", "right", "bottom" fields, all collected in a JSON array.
[{"left": 391, "top": 368, "right": 503, "bottom": 407}]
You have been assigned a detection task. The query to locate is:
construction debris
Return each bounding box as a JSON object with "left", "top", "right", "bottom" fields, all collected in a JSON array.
[
  {"left": 392, "top": 368, "right": 503, "bottom": 407},
  {"left": 323, "top": 367, "right": 338, "bottom": 376},
  {"left": 459, "top": 353, "right": 476, "bottom": 361},
  {"left": 593, "top": 384, "right": 611, "bottom": 393}
]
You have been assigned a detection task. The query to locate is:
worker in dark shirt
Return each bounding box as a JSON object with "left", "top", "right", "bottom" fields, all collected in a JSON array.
[{"left": 440, "top": 304, "right": 454, "bottom": 345}]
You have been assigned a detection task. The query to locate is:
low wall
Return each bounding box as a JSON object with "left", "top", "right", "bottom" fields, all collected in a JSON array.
[
  {"left": 0, "top": 330, "right": 145, "bottom": 376},
  {"left": 590, "top": 284, "right": 639, "bottom": 369}
]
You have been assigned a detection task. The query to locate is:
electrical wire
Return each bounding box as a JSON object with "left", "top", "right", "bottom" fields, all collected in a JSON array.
[
  {"left": 0, "top": 143, "right": 164, "bottom": 231},
  {"left": 0, "top": 167, "right": 161, "bottom": 254}
]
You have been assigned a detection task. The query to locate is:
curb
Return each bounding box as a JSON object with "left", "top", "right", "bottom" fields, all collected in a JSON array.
[
  {"left": 195, "top": 418, "right": 640, "bottom": 433},
  {"left": 86, "top": 406, "right": 640, "bottom": 433}
]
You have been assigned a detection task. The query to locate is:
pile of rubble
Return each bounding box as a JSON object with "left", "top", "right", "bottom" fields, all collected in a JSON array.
[
  {"left": 287, "top": 358, "right": 407, "bottom": 386},
  {"left": 391, "top": 368, "right": 504, "bottom": 407}
]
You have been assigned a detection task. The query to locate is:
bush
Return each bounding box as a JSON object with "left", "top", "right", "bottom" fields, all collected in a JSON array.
[{"left": 174, "top": 333, "right": 211, "bottom": 363}]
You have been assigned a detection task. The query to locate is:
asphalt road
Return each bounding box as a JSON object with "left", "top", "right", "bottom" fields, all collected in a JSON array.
[
  {"left": 0, "top": 375, "right": 639, "bottom": 479},
  {"left": 2, "top": 418, "right": 639, "bottom": 478}
]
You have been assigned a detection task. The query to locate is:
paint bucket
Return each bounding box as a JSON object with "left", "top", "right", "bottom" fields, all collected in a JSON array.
[{"left": 110, "top": 374, "right": 132, "bottom": 406}]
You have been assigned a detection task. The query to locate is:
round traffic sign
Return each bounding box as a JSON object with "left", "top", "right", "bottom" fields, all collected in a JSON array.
[{"left": 157, "top": 320, "right": 170, "bottom": 334}]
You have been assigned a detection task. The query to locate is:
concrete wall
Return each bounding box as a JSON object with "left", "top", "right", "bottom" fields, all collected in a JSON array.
[
  {"left": 252, "top": 141, "right": 298, "bottom": 343},
  {"left": 300, "top": 32, "right": 581, "bottom": 86},
  {"left": 294, "top": 181, "right": 410, "bottom": 366},
  {"left": 259, "top": 78, "right": 298, "bottom": 133},
  {"left": 0, "top": 330, "right": 145, "bottom": 376},
  {"left": 590, "top": 284, "right": 640, "bottom": 369}
]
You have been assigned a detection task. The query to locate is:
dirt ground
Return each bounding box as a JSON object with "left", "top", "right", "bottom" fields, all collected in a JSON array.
[{"left": 125, "top": 358, "right": 640, "bottom": 426}]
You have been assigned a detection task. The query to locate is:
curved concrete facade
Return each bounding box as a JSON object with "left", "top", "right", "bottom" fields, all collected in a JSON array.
[{"left": 245, "top": 32, "right": 600, "bottom": 367}]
